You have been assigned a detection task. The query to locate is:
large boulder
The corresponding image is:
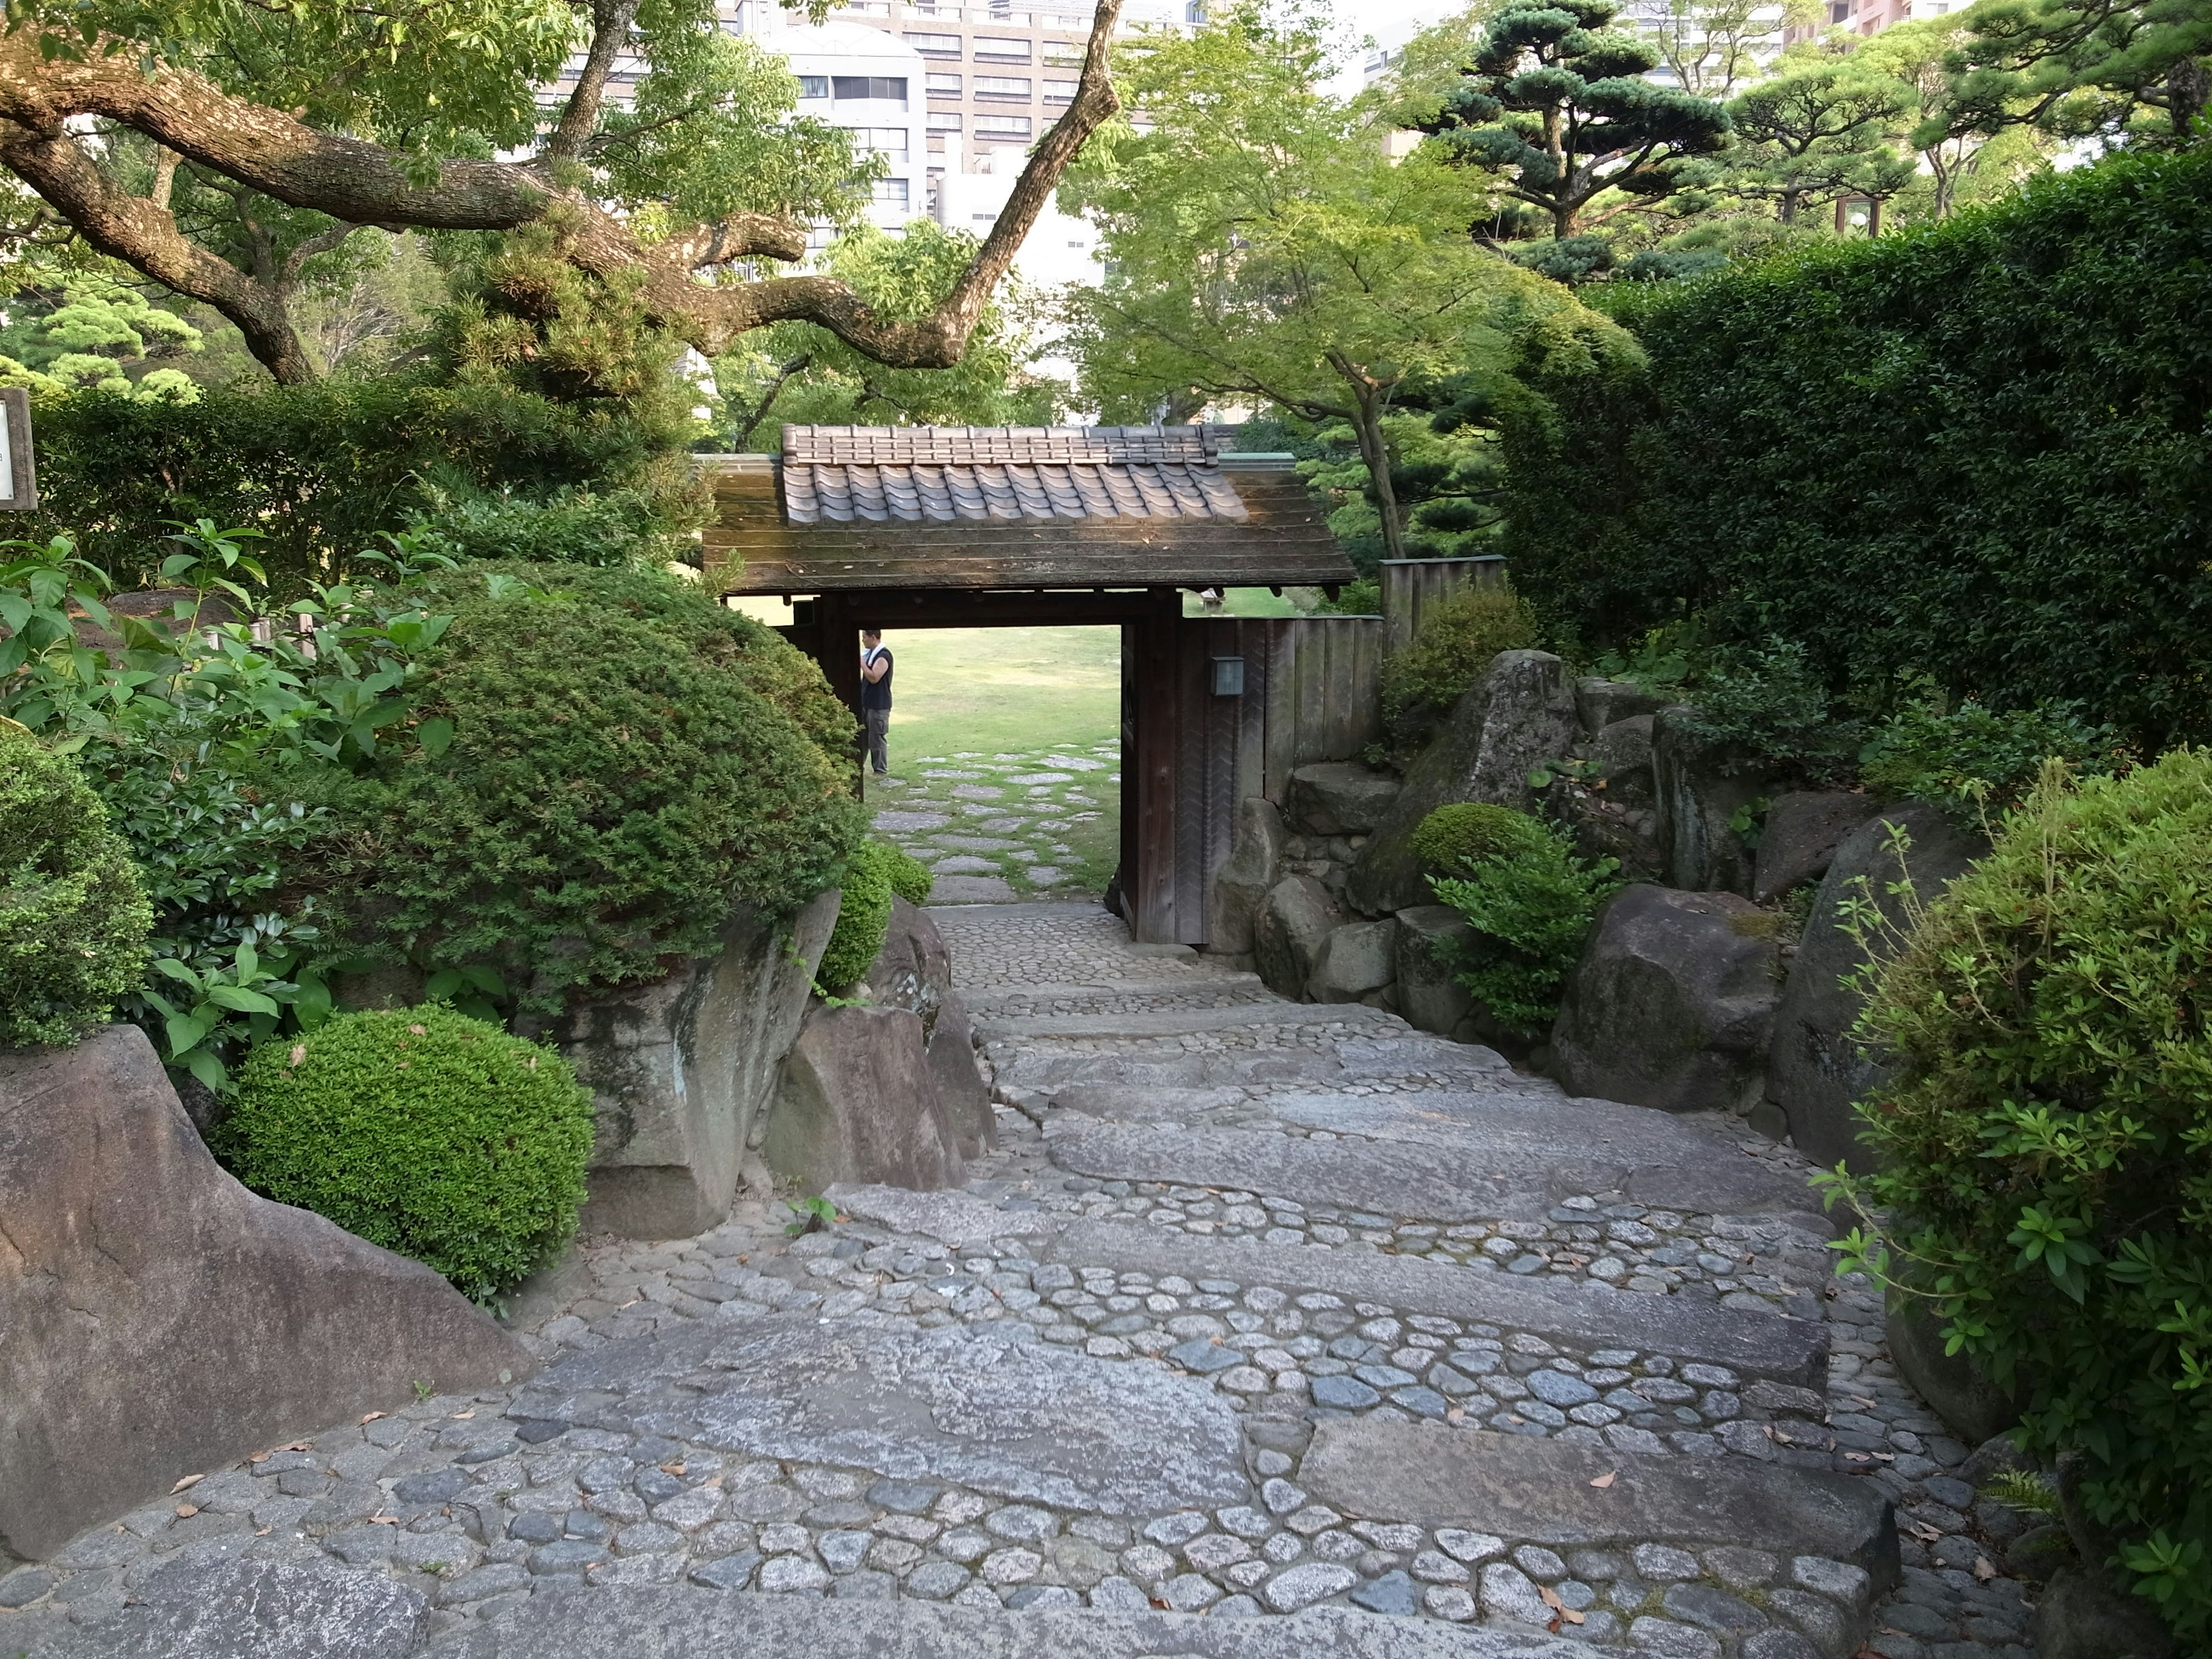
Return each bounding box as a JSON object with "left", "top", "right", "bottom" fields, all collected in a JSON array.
[
  {"left": 554, "top": 892, "right": 838, "bottom": 1238},
  {"left": 1574, "top": 676, "right": 1669, "bottom": 734},
  {"left": 1551, "top": 884, "right": 1783, "bottom": 1115},
  {"left": 1308, "top": 918, "right": 1399, "bottom": 1003},
  {"left": 762, "top": 1003, "right": 965, "bottom": 1194},
  {"left": 1394, "top": 904, "right": 1474, "bottom": 1036},
  {"left": 867, "top": 897, "right": 994, "bottom": 1160},
  {"left": 1252, "top": 874, "right": 1344, "bottom": 1001},
  {"left": 2032, "top": 1567, "right": 2178, "bottom": 1659},
  {"left": 0, "top": 1025, "right": 534, "bottom": 1562},
  {"left": 1349, "top": 650, "right": 1580, "bottom": 916},
  {"left": 1766, "top": 804, "right": 1987, "bottom": 1172},
  {"left": 1753, "top": 791, "right": 1884, "bottom": 904},
  {"left": 1286, "top": 762, "right": 1402, "bottom": 836},
  {"left": 1886, "top": 1301, "right": 2021, "bottom": 1448},
  {"left": 1206, "top": 797, "right": 1286, "bottom": 957},
  {"left": 1652, "top": 708, "right": 1778, "bottom": 895}
]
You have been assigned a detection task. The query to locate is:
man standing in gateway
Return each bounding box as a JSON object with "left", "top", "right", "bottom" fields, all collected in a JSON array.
[{"left": 860, "top": 628, "right": 894, "bottom": 777}]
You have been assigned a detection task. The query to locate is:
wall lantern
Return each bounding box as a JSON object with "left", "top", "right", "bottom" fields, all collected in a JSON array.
[{"left": 1210, "top": 656, "right": 1246, "bottom": 697}]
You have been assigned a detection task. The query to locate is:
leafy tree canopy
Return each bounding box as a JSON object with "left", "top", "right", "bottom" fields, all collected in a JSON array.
[{"left": 0, "top": 272, "right": 202, "bottom": 397}]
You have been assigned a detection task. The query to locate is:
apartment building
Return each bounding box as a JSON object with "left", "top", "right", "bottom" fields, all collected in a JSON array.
[{"left": 1783, "top": 0, "right": 1965, "bottom": 46}]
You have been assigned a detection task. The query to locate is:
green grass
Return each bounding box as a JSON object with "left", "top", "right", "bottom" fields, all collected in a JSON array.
[{"left": 865, "top": 626, "right": 1122, "bottom": 899}]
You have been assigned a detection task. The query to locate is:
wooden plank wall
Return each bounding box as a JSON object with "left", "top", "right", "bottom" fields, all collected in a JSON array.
[
  {"left": 1150, "top": 615, "right": 1385, "bottom": 946},
  {"left": 1381, "top": 555, "right": 1506, "bottom": 655}
]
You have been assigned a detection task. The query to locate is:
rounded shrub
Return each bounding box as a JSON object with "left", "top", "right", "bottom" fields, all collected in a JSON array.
[
  {"left": 1409, "top": 802, "right": 1557, "bottom": 878},
  {"left": 1828, "top": 751, "right": 2212, "bottom": 1642},
  {"left": 1, "top": 720, "right": 153, "bottom": 1046},
  {"left": 1380, "top": 582, "right": 1539, "bottom": 748},
  {"left": 218, "top": 1005, "right": 594, "bottom": 1302},
  {"left": 816, "top": 840, "right": 929, "bottom": 990}
]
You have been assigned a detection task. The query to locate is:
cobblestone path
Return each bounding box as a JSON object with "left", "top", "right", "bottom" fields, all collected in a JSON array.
[
  {"left": 8, "top": 903, "right": 2040, "bottom": 1659},
  {"left": 869, "top": 743, "right": 1121, "bottom": 902}
]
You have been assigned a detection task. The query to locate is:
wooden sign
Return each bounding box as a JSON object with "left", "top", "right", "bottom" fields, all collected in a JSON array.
[{"left": 0, "top": 388, "right": 35, "bottom": 512}]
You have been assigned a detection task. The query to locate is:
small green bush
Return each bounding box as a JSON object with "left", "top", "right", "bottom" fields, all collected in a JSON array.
[
  {"left": 816, "top": 840, "right": 916, "bottom": 991},
  {"left": 218, "top": 1005, "right": 594, "bottom": 1302},
  {"left": 1858, "top": 687, "right": 2122, "bottom": 824},
  {"left": 1821, "top": 752, "right": 2212, "bottom": 1646},
  {"left": 1381, "top": 582, "right": 1540, "bottom": 748},
  {"left": 1427, "top": 815, "right": 1622, "bottom": 1040},
  {"left": 0, "top": 722, "right": 153, "bottom": 1046},
  {"left": 1681, "top": 637, "right": 1860, "bottom": 781},
  {"left": 1409, "top": 802, "right": 1558, "bottom": 878}
]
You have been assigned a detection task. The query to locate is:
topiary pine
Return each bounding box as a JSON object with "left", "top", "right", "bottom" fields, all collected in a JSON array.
[
  {"left": 217, "top": 1006, "right": 594, "bottom": 1304},
  {"left": 0, "top": 719, "right": 153, "bottom": 1047},
  {"left": 1410, "top": 802, "right": 1559, "bottom": 877}
]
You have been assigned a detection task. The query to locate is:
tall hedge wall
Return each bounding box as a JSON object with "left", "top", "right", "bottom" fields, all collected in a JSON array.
[{"left": 1501, "top": 146, "right": 2212, "bottom": 749}]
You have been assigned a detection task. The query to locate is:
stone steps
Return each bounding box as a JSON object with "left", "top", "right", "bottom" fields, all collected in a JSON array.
[
  {"left": 973, "top": 1001, "right": 1407, "bottom": 1043},
  {"left": 964, "top": 973, "right": 1271, "bottom": 1012}
]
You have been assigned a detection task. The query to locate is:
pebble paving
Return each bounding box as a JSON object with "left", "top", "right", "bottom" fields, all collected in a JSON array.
[{"left": 5, "top": 906, "right": 2043, "bottom": 1659}]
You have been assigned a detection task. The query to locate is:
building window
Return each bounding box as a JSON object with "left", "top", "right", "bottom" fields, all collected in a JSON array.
[
  {"left": 1042, "top": 40, "right": 1085, "bottom": 65},
  {"left": 975, "top": 75, "right": 1032, "bottom": 97},
  {"left": 974, "top": 114, "right": 1032, "bottom": 136},
  {"left": 873, "top": 179, "right": 911, "bottom": 208},
  {"left": 1043, "top": 78, "right": 1077, "bottom": 101},
  {"left": 926, "top": 72, "right": 963, "bottom": 94},
  {"left": 797, "top": 74, "right": 830, "bottom": 99},
  {"left": 927, "top": 111, "right": 963, "bottom": 130},
  {"left": 902, "top": 31, "right": 961, "bottom": 54},
  {"left": 845, "top": 125, "right": 911, "bottom": 158},
  {"left": 836, "top": 1, "right": 891, "bottom": 13},
  {"left": 832, "top": 75, "right": 908, "bottom": 104},
  {"left": 973, "top": 35, "right": 1032, "bottom": 59}
]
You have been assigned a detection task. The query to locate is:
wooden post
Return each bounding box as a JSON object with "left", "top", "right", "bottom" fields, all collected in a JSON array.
[
  {"left": 816, "top": 590, "right": 866, "bottom": 796},
  {"left": 1128, "top": 586, "right": 1183, "bottom": 944}
]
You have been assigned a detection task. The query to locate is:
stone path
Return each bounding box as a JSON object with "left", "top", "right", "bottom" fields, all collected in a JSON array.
[
  {"left": 6, "top": 904, "right": 2042, "bottom": 1659},
  {"left": 870, "top": 743, "right": 1120, "bottom": 902}
]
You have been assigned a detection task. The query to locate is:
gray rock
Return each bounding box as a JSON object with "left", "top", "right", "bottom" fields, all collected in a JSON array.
[
  {"left": 1253, "top": 876, "right": 1344, "bottom": 1002},
  {"left": 1751, "top": 793, "right": 1883, "bottom": 905},
  {"left": 822, "top": 1185, "right": 1063, "bottom": 1249},
  {"left": 1652, "top": 709, "right": 1776, "bottom": 895},
  {"left": 865, "top": 898, "right": 992, "bottom": 1157},
  {"left": 1591, "top": 715, "right": 1657, "bottom": 789},
  {"left": 527, "top": 1315, "right": 1250, "bottom": 1517},
  {"left": 1392, "top": 907, "right": 1474, "bottom": 1037},
  {"left": 1350, "top": 651, "right": 1581, "bottom": 916},
  {"left": 555, "top": 891, "right": 838, "bottom": 1237},
  {"left": 1766, "top": 804, "right": 1987, "bottom": 1172},
  {"left": 1884, "top": 1301, "right": 2021, "bottom": 1447},
  {"left": 1741, "top": 1631, "right": 1824, "bottom": 1659},
  {"left": 1287, "top": 763, "right": 1402, "bottom": 837},
  {"left": 1308, "top": 919, "right": 1400, "bottom": 1004},
  {"left": 1039, "top": 1221, "right": 1829, "bottom": 1387},
  {"left": 925, "top": 994, "right": 995, "bottom": 1162},
  {"left": 930, "top": 876, "right": 1019, "bottom": 903},
  {"left": 0, "top": 1026, "right": 532, "bottom": 1563},
  {"left": 763, "top": 1003, "right": 965, "bottom": 1195},
  {"left": 1575, "top": 678, "right": 1668, "bottom": 736},
  {"left": 978, "top": 1003, "right": 1398, "bottom": 1044},
  {"left": 26, "top": 1556, "right": 425, "bottom": 1657},
  {"left": 1302, "top": 1421, "right": 1898, "bottom": 1590},
  {"left": 2032, "top": 1565, "right": 2178, "bottom": 1659},
  {"left": 1207, "top": 799, "right": 1286, "bottom": 957},
  {"left": 1550, "top": 885, "right": 1782, "bottom": 1116}
]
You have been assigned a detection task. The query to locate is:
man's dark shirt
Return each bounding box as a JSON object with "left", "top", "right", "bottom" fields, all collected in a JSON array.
[{"left": 862, "top": 647, "right": 893, "bottom": 710}]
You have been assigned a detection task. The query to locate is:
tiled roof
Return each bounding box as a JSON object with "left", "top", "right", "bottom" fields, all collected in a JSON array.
[{"left": 779, "top": 424, "right": 1249, "bottom": 525}]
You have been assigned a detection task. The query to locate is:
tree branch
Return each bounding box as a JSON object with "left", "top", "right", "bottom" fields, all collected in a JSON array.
[{"left": 547, "top": 0, "right": 642, "bottom": 162}]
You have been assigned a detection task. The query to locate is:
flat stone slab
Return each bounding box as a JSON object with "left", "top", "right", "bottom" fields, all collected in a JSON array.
[
  {"left": 989, "top": 1050, "right": 1351, "bottom": 1091},
  {"left": 929, "top": 874, "right": 1019, "bottom": 902},
  {"left": 974, "top": 1002, "right": 1403, "bottom": 1042},
  {"left": 1039, "top": 1222, "right": 1829, "bottom": 1387},
  {"left": 1044, "top": 1123, "right": 1556, "bottom": 1222},
  {"left": 1041, "top": 1084, "right": 1266, "bottom": 1124},
  {"left": 28, "top": 1556, "right": 428, "bottom": 1658},
  {"left": 824, "top": 1183, "right": 1069, "bottom": 1248},
  {"left": 966, "top": 973, "right": 1266, "bottom": 1009},
  {"left": 433, "top": 1587, "right": 1600, "bottom": 1658},
  {"left": 872, "top": 810, "right": 950, "bottom": 832},
  {"left": 525, "top": 1315, "right": 1250, "bottom": 1516},
  {"left": 1302, "top": 1418, "right": 1900, "bottom": 1589},
  {"left": 1336, "top": 1036, "right": 1516, "bottom": 1077}
]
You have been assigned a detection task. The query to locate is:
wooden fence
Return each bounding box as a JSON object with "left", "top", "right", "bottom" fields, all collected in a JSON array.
[{"left": 1381, "top": 555, "right": 1506, "bottom": 654}]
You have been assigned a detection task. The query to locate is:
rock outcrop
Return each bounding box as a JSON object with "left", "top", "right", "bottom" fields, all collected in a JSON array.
[
  {"left": 1652, "top": 709, "right": 1777, "bottom": 896},
  {"left": 556, "top": 892, "right": 839, "bottom": 1238},
  {"left": 1753, "top": 791, "right": 1884, "bottom": 904},
  {"left": 1205, "top": 797, "right": 1286, "bottom": 958},
  {"left": 0, "top": 1025, "right": 533, "bottom": 1562},
  {"left": 1307, "top": 918, "right": 1399, "bottom": 1005},
  {"left": 1285, "top": 762, "right": 1401, "bottom": 837},
  {"left": 867, "top": 898, "right": 995, "bottom": 1160},
  {"left": 1551, "top": 884, "right": 1783, "bottom": 1115},
  {"left": 1252, "top": 874, "right": 1345, "bottom": 1001},
  {"left": 1392, "top": 904, "right": 1474, "bottom": 1037}
]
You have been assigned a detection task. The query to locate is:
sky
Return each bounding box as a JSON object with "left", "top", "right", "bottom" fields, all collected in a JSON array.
[{"left": 1320, "top": 0, "right": 1465, "bottom": 97}]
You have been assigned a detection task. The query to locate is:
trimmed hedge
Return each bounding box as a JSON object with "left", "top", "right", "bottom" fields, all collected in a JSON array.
[
  {"left": 1827, "top": 752, "right": 2212, "bottom": 1644},
  {"left": 816, "top": 840, "right": 933, "bottom": 991},
  {"left": 1408, "top": 802, "right": 1557, "bottom": 878},
  {"left": 219, "top": 1006, "right": 594, "bottom": 1302},
  {"left": 1500, "top": 146, "right": 2212, "bottom": 751},
  {"left": 0, "top": 722, "right": 153, "bottom": 1047}
]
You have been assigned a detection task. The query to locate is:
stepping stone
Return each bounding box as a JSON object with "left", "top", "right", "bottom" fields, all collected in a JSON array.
[
  {"left": 524, "top": 1316, "right": 1250, "bottom": 1517},
  {"left": 930, "top": 876, "right": 1019, "bottom": 903},
  {"left": 1037, "top": 1222, "right": 1829, "bottom": 1387},
  {"left": 1301, "top": 1417, "right": 1900, "bottom": 1589},
  {"left": 824, "top": 1184, "right": 1067, "bottom": 1249},
  {"left": 870, "top": 810, "right": 949, "bottom": 832},
  {"left": 974, "top": 1002, "right": 1403, "bottom": 1043},
  {"left": 437, "top": 1589, "right": 1603, "bottom": 1657},
  {"left": 951, "top": 785, "right": 1004, "bottom": 800},
  {"left": 931, "top": 855, "right": 999, "bottom": 874},
  {"left": 935, "top": 836, "right": 1028, "bottom": 853},
  {"left": 1044, "top": 1124, "right": 1557, "bottom": 1222},
  {"left": 1025, "top": 866, "right": 1066, "bottom": 884}
]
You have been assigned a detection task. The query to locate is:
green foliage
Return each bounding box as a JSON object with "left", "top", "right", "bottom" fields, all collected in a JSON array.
[
  {"left": 305, "top": 564, "right": 863, "bottom": 1016},
  {"left": 219, "top": 1006, "right": 594, "bottom": 1304},
  {"left": 817, "top": 840, "right": 906, "bottom": 992},
  {"left": 1859, "top": 681, "right": 2122, "bottom": 823},
  {"left": 1410, "top": 801, "right": 1559, "bottom": 878},
  {"left": 1318, "top": 578, "right": 1381, "bottom": 616},
  {"left": 0, "top": 721, "right": 152, "bottom": 1047},
  {"left": 0, "top": 276, "right": 203, "bottom": 401},
  {"left": 1817, "top": 753, "right": 2212, "bottom": 1648},
  {"left": 884, "top": 846, "right": 934, "bottom": 908},
  {"left": 1430, "top": 819, "right": 1622, "bottom": 1039},
  {"left": 1682, "top": 637, "right": 1861, "bottom": 780},
  {"left": 20, "top": 376, "right": 703, "bottom": 595},
  {"left": 1381, "top": 582, "right": 1540, "bottom": 748},
  {"left": 1498, "top": 146, "right": 2212, "bottom": 752}
]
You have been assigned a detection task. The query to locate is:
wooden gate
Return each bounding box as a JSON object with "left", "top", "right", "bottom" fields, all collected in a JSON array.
[{"left": 1381, "top": 555, "right": 1505, "bottom": 654}]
